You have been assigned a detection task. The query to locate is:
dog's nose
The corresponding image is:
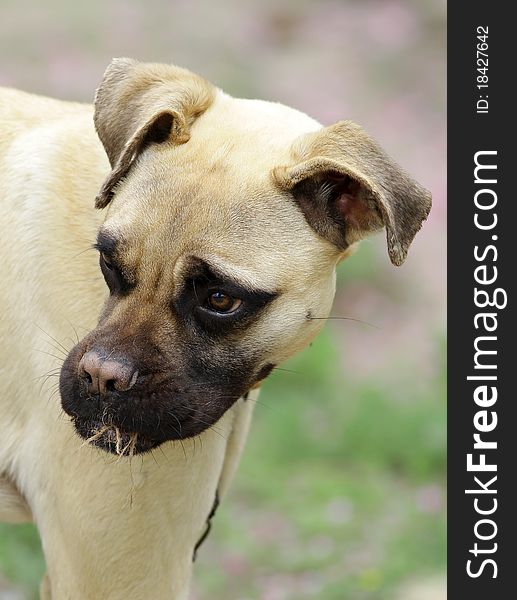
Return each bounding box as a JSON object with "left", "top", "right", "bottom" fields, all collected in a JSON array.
[{"left": 78, "top": 351, "right": 138, "bottom": 395}]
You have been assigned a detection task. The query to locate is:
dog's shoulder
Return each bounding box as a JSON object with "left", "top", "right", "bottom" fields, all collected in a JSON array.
[
  {"left": 1, "top": 87, "right": 94, "bottom": 150},
  {"left": 0, "top": 86, "right": 90, "bottom": 124}
]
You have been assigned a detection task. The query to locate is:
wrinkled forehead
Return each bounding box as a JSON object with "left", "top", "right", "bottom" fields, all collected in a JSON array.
[
  {"left": 99, "top": 93, "right": 335, "bottom": 286},
  {"left": 104, "top": 174, "right": 334, "bottom": 290}
]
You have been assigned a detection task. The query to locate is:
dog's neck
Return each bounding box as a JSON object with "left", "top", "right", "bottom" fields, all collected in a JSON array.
[{"left": 23, "top": 393, "right": 255, "bottom": 599}]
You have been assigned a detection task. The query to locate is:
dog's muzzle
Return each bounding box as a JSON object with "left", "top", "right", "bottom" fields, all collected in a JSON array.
[
  {"left": 59, "top": 340, "right": 237, "bottom": 456},
  {"left": 69, "top": 350, "right": 155, "bottom": 455},
  {"left": 58, "top": 306, "right": 271, "bottom": 456}
]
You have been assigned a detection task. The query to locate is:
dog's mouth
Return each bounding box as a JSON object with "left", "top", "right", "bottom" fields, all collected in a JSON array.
[
  {"left": 73, "top": 418, "right": 161, "bottom": 456},
  {"left": 60, "top": 338, "right": 260, "bottom": 457}
]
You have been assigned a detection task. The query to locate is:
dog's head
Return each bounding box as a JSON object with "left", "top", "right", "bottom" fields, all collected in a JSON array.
[{"left": 60, "top": 58, "right": 431, "bottom": 455}]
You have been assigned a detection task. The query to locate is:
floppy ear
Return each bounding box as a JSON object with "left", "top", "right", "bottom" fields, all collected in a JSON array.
[
  {"left": 93, "top": 58, "right": 215, "bottom": 208},
  {"left": 273, "top": 121, "right": 432, "bottom": 266}
]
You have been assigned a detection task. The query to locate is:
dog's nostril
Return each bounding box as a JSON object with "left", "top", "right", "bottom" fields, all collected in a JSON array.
[{"left": 78, "top": 350, "right": 138, "bottom": 396}]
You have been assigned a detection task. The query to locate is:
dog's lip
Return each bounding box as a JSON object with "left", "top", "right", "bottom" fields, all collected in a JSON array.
[{"left": 72, "top": 418, "right": 160, "bottom": 456}]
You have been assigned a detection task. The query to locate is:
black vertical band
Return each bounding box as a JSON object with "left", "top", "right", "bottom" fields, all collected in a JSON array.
[{"left": 448, "top": 4, "right": 515, "bottom": 596}]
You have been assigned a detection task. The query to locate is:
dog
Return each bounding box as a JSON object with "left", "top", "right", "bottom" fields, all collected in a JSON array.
[{"left": 0, "top": 58, "right": 431, "bottom": 599}]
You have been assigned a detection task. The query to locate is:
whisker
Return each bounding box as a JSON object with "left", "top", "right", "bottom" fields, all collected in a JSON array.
[
  {"left": 273, "top": 367, "right": 301, "bottom": 375},
  {"left": 64, "top": 318, "right": 91, "bottom": 336},
  {"left": 34, "top": 324, "right": 72, "bottom": 355},
  {"left": 243, "top": 395, "right": 274, "bottom": 411},
  {"left": 167, "top": 411, "right": 183, "bottom": 438},
  {"left": 33, "top": 349, "right": 66, "bottom": 363},
  {"left": 149, "top": 448, "right": 159, "bottom": 466},
  {"left": 193, "top": 419, "right": 228, "bottom": 441},
  {"left": 157, "top": 444, "right": 170, "bottom": 464},
  {"left": 307, "top": 315, "right": 380, "bottom": 329},
  {"left": 35, "top": 371, "right": 60, "bottom": 397},
  {"left": 33, "top": 368, "right": 61, "bottom": 382},
  {"left": 179, "top": 439, "right": 187, "bottom": 461},
  {"left": 70, "top": 245, "right": 98, "bottom": 261}
]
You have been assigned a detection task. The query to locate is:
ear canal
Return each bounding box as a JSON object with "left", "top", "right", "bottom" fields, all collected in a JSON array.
[
  {"left": 93, "top": 57, "right": 215, "bottom": 209},
  {"left": 142, "top": 112, "right": 175, "bottom": 145},
  {"left": 273, "top": 121, "right": 432, "bottom": 266}
]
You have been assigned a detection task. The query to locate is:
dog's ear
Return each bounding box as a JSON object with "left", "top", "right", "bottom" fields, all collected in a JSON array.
[
  {"left": 273, "top": 121, "right": 431, "bottom": 266},
  {"left": 94, "top": 58, "right": 215, "bottom": 209}
]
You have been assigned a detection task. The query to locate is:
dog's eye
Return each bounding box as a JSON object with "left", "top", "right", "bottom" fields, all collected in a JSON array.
[
  {"left": 97, "top": 251, "right": 133, "bottom": 294},
  {"left": 101, "top": 252, "right": 114, "bottom": 271},
  {"left": 206, "top": 291, "right": 242, "bottom": 314}
]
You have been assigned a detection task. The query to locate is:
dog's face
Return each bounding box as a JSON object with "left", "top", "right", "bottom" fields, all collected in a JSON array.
[{"left": 60, "top": 59, "right": 431, "bottom": 455}]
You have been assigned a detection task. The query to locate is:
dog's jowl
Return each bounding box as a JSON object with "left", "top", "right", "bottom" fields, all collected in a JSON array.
[{"left": 0, "top": 59, "right": 431, "bottom": 599}]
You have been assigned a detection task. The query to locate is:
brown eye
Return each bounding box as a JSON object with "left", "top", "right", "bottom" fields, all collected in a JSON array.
[
  {"left": 101, "top": 252, "right": 114, "bottom": 270},
  {"left": 206, "top": 291, "right": 242, "bottom": 313}
]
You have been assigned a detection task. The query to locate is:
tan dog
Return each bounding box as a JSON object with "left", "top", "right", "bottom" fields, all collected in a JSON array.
[{"left": 0, "top": 58, "right": 431, "bottom": 599}]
